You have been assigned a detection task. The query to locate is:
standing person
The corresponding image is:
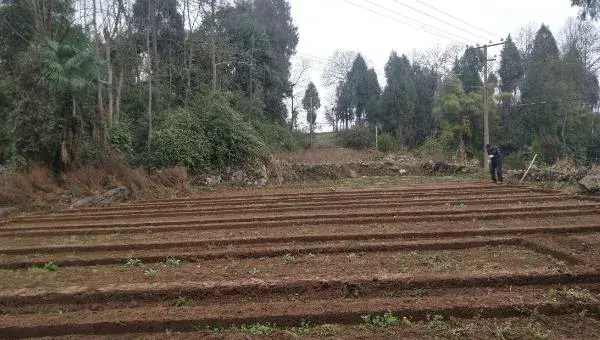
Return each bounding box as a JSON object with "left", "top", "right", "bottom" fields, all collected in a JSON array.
[{"left": 486, "top": 144, "right": 503, "bottom": 184}]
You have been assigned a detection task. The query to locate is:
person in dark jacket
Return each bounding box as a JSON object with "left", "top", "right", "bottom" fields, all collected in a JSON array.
[{"left": 486, "top": 144, "right": 503, "bottom": 183}]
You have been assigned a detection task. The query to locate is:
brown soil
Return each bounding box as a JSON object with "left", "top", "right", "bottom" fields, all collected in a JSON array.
[{"left": 1, "top": 182, "right": 599, "bottom": 339}]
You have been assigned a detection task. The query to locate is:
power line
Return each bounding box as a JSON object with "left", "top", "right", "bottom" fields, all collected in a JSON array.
[
  {"left": 361, "top": 0, "right": 477, "bottom": 44},
  {"left": 415, "top": 0, "right": 499, "bottom": 40},
  {"left": 341, "top": 0, "right": 468, "bottom": 45},
  {"left": 390, "top": 0, "right": 488, "bottom": 42}
]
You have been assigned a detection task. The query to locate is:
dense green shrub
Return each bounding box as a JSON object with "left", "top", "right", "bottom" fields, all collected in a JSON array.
[
  {"left": 377, "top": 133, "right": 397, "bottom": 153},
  {"left": 337, "top": 126, "right": 375, "bottom": 149},
  {"left": 108, "top": 123, "right": 133, "bottom": 156},
  {"left": 148, "top": 95, "right": 269, "bottom": 173}
]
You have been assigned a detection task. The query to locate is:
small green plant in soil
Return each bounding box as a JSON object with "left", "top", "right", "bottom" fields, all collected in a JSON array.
[
  {"left": 410, "top": 288, "right": 427, "bottom": 297},
  {"left": 427, "top": 314, "right": 447, "bottom": 335},
  {"left": 424, "top": 254, "right": 447, "bottom": 270},
  {"left": 361, "top": 312, "right": 399, "bottom": 327},
  {"left": 28, "top": 262, "right": 59, "bottom": 272},
  {"left": 144, "top": 268, "right": 157, "bottom": 278},
  {"left": 165, "top": 257, "right": 182, "bottom": 267},
  {"left": 173, "top": 296, "right": 187, "bottom": 307},
  {"left": 207, "top": 327, "right": 220, "bottom": 336},
  {"left": 124, "top": 258, "right": 142, "bottom": 267},
  {"left": 43, "top": 262, "right": 59, "bottom": 271},
  {"left": 238, "top": 323, "right": 276, "bottom": 336},
  {"left": 282, "top": 253, "right": 294, "bottom": 264},
  {"left": 296, "top": 320, "right": 313, "bottom": 334},
  {"left": 248, "top": 267, "right": 260, "bottom": 275}
]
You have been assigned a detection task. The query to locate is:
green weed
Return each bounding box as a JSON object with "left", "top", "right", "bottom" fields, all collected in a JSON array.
[
  {"left": 43, "top": 262, "right": 59, "bottom": 271},
  {"left": 144, "top": 268, "right": 157, "bottom": 278},
  {"left": 238, "top": 323, "right": 276, "bottom": 336},
  {"left": 248, "top": 267, "right": 260, "bottom": 275},
  {"left": 124, "top": 258, "right": 142, "bottom": 267},
  {"left": 361, "top": 312, "right": 399, "bottom": 328},
  {"left": 28, "top": 262, "right": 59, "bottom": 272},
  {"left": 282, "top": 253, "right": 294, "bottom": 264},
  {"left": 166, "top": 257, "right": 182, "bottom": 267},
  {"left": 173, "top": 296, "right": 187, "bottom": 307},
  {"left": 424, "top": 254, "right": 447, "bottom": 270},
  {"left": 427, "top": 314, "right": 446, "bottom": 335},
  {"left": 410, "top": 288, "right": 427, "bottom": 297}
]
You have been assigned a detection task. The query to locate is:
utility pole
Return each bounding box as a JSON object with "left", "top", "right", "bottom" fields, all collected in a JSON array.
[
  {"left": 310, "top": 96, "right": 314, "bottom": 148},
  {"left": 468, "top": 40, "right": 505, "bottom": 171}
]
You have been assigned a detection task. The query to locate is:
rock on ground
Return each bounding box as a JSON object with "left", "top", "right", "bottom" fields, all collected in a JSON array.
[
  {"left": 579, "top": 174, "right": 600, "bottom": 193},
  {"left": 70, "top": 187, "right": 130, "bottom": 209}
]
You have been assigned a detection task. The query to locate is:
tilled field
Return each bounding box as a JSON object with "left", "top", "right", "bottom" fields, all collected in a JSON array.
[{"left": 1, "top": 182, "right": 600, "bottom": 339}]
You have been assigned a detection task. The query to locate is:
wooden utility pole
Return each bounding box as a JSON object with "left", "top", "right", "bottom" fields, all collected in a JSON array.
[{"left": 468, "top": 41, "right": 505, "bottom": 171}]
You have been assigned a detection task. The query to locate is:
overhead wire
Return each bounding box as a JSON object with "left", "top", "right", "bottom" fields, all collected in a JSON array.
[
  {"left": 360, "top": 0, "right": 476, "bottom": 44},
  {"left": 340, "top": 0, "right": 469, "bottom": 45},
  {"left": 415, "top": 0, "right": 499, "bottom": 40},
  {"left": 390, "top": 0, "right": 489, "bottom": 42}
]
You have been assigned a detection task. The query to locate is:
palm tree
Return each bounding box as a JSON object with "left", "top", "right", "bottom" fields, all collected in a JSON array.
[{"left": 38, "top": 36, "right": 100, "bottom": 164}]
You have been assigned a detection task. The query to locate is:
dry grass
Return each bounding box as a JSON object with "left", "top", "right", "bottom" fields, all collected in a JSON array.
[
  {"left": 274, "top": 148, "right": 383, "bottom": 165},
  {"left": 0, "top": 151, "right": 191, "bottom": 208},
  {"left": 0, "top": 167, "right": 59, "bottom": 206},
  {"left": 152, "top": 166, "right": 189, "bottom": 193}
]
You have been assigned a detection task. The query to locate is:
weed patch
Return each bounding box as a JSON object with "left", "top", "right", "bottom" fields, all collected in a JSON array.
[{"left": 361, "top": 312, "right": 399, "bottom": 327}]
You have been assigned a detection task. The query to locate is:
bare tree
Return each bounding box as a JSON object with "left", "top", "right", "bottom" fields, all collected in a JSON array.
[
  {"left": 288, "top": 58, "right": 309, "bottom": 131},
  {"left": 514, "top": 22, "right": 538, "bottom": 65},
  {"left": 559, "top": 17, "right": 600, "bottom": 74},
  {"left": 101, "top": 0, "right": 124, "bottom": 128},
  {"left": 321, "top": 49, "right": 357, "bottom": 88},
  {"left": 199, "top": 0, "right": 217, "bottom": 91},
  {"left": 412, "top": 43, "right": 462, "bottom": 76},
  {"left": 183, "top": 0, "right": 202, "bottom": 106}
]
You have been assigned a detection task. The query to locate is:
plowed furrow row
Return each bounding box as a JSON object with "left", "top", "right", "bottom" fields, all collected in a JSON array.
[
  {"left": 12, "top": 194, "right": 570, "bottom": 224},
  {"left": 1, "top": 291, "right": 597, "bottom": 338},
  {"left": 3, "top": 208, "right": 598, "bottom": 238},
  {"left": 22, "top": 186, "right": 538, "bottom": 216},
  {"left": 2, "top": 272, "right": 598, "bottom": 307},
  {"left": 4, "top": 203, "right": 598, "bottom": 231},
  {"left": 3, "top": 223, "right": 599, "bottom": 256},
  {"left": 0, "top": 237, "right": 521, "bottom": 269}
]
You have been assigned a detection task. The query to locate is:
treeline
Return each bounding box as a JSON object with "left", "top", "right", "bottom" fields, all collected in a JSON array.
[
  {"left": 326, "top": 21, "right": 600, "bottom": 163},
  {"left": 0, "top": 0, "right": 299, "bottom": 173}
]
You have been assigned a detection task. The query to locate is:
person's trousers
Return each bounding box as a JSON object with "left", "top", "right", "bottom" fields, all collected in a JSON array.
[{"left": 490, "top": 159, "right": 503, "bottom": 183}]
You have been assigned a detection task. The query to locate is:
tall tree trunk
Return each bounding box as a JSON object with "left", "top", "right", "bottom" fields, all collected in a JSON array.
[
  {"left": 46, "top": 0, "right": 53, "bottom": 35},
  {"left": 210, "top": 0, "right": 216, "bottom": 92},
  {"left": 150, "top": 0, "right": 159, "bottom": 76},
  {"left": 169, "top": 42, "right": 173, "bottom": 94},
  {"left": 147, "top": 1, "right": 153, "bottom": 149},
  {"left": 116, "top": 70, "right": 124, "bottom": 124},
  {"left": 104, "top": 31, "right": 114, "bottom": 129},
  {"left": 92, "top": 0, "right": 105, "bottom": 142}
]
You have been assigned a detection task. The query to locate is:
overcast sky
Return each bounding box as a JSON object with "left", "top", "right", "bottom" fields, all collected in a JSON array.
[{"left": 287, "top": 0, "right": 580, "bottom": 131}]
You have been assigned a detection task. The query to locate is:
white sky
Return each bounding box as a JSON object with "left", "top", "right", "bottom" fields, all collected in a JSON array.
[{"left": 287, "top": 0, "right": 580, "bottom": 131}]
